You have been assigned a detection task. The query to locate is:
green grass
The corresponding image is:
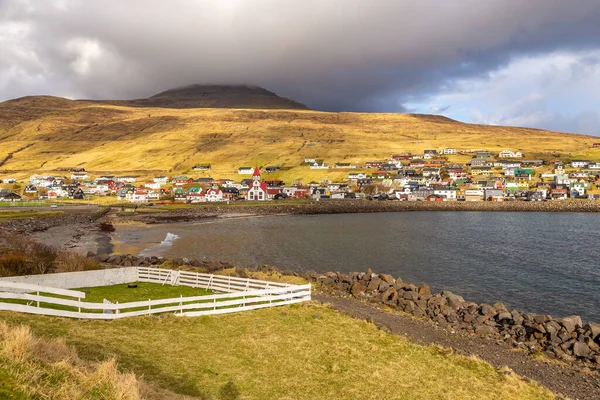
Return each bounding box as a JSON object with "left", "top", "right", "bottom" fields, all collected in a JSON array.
[
  {"left": 0, "top": 302, "right": 554, "bottom": 400},
  {"left": 0, "top": 211, "right": 63, "bottom": 222},
  {"left": 0, "top": 366, "right": 29, "bottom": 399}
]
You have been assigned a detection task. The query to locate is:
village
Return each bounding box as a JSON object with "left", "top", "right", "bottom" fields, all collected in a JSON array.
[{"left": 2, "top": 147, "right": 600, "bottom": 204}]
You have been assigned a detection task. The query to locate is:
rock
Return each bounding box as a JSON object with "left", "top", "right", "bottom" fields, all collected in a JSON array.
[
  {"left": 96, "top": 253, "right": 110, "bottom": 262},
  {"left": 379, "top": 274, "right": 395, "bottom": 285},
  {"left": 493, "top": 302, "right": 508, "bottom": 312},
  {"left": 476, "top": 325, "right": 497, "bottom": 335},
  {"left": 418, "top": 284, "right": 431, "bottom": 296},
  {"left": 379, "top": 287, "right": 398, "bottom": 305},
  {"left": 367, "top": 277, "right": 382, "bottom": 292},
  {"left": 573, "top": 341, "right": 591, "bottom": 358},
  {"left": 402, "top": 291, "right": 419, "bottom": 301},
  {"left": 351, "top": 282, "right": 367, "bottom": 298},
  {"left": 446, "top": 293, "right": 465, "bottom": 309},
  {"left": 585, "top": 322, "right": 600, "bottom": 340},
  {"left": 510, "top": 310, "right": 523, "bottom": 325},
  {"left": 544, "top": 321, "right": 561, "bottom": 335},
  {"left": 122, "top": 260, "right": 132, "bottom": 267},
  {"left": 480, "top": 304, "right": 497, "bottom": 317},
  {"left": 377, "top": 280, "right": 390, "bottom": 292},
  {"left": 497, "top": 312, "right": 512, "bottom": 322},
  {"left": 558, "top": 316, "right": 583, "bottom": 333}
]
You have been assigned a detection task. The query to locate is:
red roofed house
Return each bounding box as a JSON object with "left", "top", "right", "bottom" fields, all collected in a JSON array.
[
  {"left": 205, "top": 187, "right": 225, "bottom": 202},
  {"left": 246, "top": 168, "right": 268, "bottom": 201}
]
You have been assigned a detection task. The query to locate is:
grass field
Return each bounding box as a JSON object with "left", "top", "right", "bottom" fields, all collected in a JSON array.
[
  {"left": 0, "top": 301, "right": 554, "bottom": 400},
  {"left": 0, "top": 96, "right": 598, "bottom": 184},
  {"left": 0, "top": 210, "right": 63, "bottom": 222}
]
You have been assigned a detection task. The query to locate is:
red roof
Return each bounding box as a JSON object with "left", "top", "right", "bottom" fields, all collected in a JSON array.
[{"left": 253, "top": 167, "right": 261, "bottom": 177}]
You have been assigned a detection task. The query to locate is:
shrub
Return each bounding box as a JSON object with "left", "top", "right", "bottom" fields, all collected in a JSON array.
[
  {"left": 29, "top": 242, "right": 57, "bottom": 275},
  {"left": 0, "top": 251, "right": 29, "bottom": 276},
  {"left": 55, "top": 251, "right": 101, "bottom": 273}
]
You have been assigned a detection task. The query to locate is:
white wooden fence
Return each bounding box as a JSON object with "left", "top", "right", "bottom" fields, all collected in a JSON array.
[{"left": 0, "top": 267, "right": 311, "bottom": 320}]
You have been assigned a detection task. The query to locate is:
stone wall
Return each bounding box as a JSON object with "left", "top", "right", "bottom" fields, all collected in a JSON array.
[{"left": 303, "top": 269, "right": 600, "bottom": 369}]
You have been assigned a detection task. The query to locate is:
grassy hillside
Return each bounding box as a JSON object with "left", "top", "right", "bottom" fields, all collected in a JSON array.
[
  {"left": 0, "top": 96, "right": 598, "bottom": 183},
  {"left": 0, "top": 302, "right": 553, "bottom": 400}
]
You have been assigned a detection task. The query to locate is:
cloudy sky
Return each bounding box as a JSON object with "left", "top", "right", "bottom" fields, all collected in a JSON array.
[{"left": 2, "top": 0, "right": 600, "bottom": 134}]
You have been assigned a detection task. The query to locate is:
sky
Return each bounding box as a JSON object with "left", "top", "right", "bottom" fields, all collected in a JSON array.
[{"left": 1, "top": 0, "right": 600, "bottom": 135}]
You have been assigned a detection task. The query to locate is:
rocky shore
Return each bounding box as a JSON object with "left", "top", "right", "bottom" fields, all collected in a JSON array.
[
  {"left": 93, "top": 253, "right": 600, "bottom": 373},
  {"left": 136, "top": 200, "right": 600, "bottom": 222}
]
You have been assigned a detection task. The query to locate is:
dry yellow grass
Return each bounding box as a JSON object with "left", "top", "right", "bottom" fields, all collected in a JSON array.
[
  {"left": 0, "top": 321, "right": 193, "bottom": 400},
  {"left": 0, "top": 96, "right": 597, "bottom": 183},
  {"left": 0, "top": 302, "right": 554, "bottom": 400}
]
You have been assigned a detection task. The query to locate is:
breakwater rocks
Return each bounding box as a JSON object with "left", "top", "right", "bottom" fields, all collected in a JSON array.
[
  {"left": 147, "top": 200, "right": 600, "bottom": 220},
  {"left": 306, "top": 269, "right": 600, "bottom": 370},
  {"left": 96, "top": 253, "right": 236, "bottom": 271}
]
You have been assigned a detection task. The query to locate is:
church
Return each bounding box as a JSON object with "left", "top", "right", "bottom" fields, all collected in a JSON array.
[{"left": 246, "top": 167, "right": 268, "bottom": 201}]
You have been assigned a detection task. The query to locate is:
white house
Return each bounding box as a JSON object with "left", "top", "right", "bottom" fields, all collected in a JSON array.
[
  {"left": 117, "top": 176, "right": 137, "bottom": 183},
  {"left": 433, "top": 188, "right": 457, "bottom": 200},
  {"left": 348, "top": 173, "right": 367, "bottom": 180},
  {"left": 126, "top": 189, "right": 148, "bottom": 203},
  {"left": 440, "top": 148, "right": 457, "bottom": 155},
  {"left": 499, "top": 149, "right": 523, "bottom": 158},
  {"left": 205, "top": 187, "right": 225, "bottom": 202},
  {"left": 238, "top": 167, "right": 254, "bottom": 174},
  {"left": 154, "top": 176, "right": 169, "bottom": 184},
  {"left": 304, "top": 158, "right": 317, "bottom": 163},
  {"left": 309, "top": 161, "right": 329, "bottom": 169},
  {"left": 144, "top": 181, "right": 162, "bottom": 190},
  {"left": 70, "top": 172, "right": 89, "bottom": 180},
  {"left": 571, "top": 160, "right": 589, "bottom": 168}
]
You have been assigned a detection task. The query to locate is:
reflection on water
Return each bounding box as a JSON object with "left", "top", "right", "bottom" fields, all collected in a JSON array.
[{"left": 113, "top": 212, "right": 600, "bottom": 322}]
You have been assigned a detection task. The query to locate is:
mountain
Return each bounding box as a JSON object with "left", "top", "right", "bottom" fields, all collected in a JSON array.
[{"left": 93, "top": 84, "right": 309, "bottom": 110}]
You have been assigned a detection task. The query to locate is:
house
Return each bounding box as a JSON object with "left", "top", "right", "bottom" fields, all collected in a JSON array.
[
  {"left": 494, "top": 160, "right": 522, "bottom": 168},
  {"left": 154, "top": 176, "right": 169, "bottom": 185},
  {"left": 424, "top": 150, "right": 438, "bottom": 156},
  {"left": 70, "top": 172, "right": 89, "bottom": 180},
  {"left": 238, "top": 167, "right": 254, "bottom": 174},
  {"left": 571, "top": 160, "right": 589, "bottom": 168},
  {"left": 475, "top": 151, "right": 492, "bottom": 159},
  {"left": 265, "top": 166, "right": 280, "bottom": 173},
  {"left": 24, "top": 184, "right": 37, "bottom": 193},
  {"left": 464, "top": 189, "right": 484, "bottom": 202},
  {"left": 2, "top": 178, "right": 16, "bottom": 184},
  {"left": 205, "top": 187, "right": 225, "bottom": 202},
  {"left": 469, "top": 159, "right": 490, "bottom": 167},
  {"left": 194, "top": 177, "right": 214, "bottom": 184},
  {"left": 409, "top": 160, "right": 426, "bottom": 168},
  {"left": 427, "top": 194, "right": 446, "bottom": 201},
  {"left": 433, "top": 188, "right": 457, "bottom": 200},
  {"left": 304, "top": 158, "right": 317, "bottom": 164},
  {"left": 553, "top": 163, "right": 565, "bottom": 175},
  {"left": 526, "top": 191, "right": 545, "bottom": 201},
  {"left": 186, "top": 187, "right": 206, "bottom": 203},
  {"left": 587, "top": 162, "right": 600, "bottom": 170},
  {"left": 246, "top": 168, "right": 268, "bottom": 201},
  {"left": 471, "top": 166, "right": 493, "bottom": 176},
  {"left": 440, "top": 148, "right": 457, "bottom": 155},
  {"left": 172, "top": 176, "right": 193, "bottom": 186},
  {"left": 570, "top": 182, "right": 586, "bottom": 198},
  {"left": 126, "top": 189, "right": 148, "bottom": 203},
  {"left": 550, "top": 187, "right": 568, "bottom": 200},
  {"left": 333, "top": 162, "right": 356, "bottom": 169},
  {"left": 348, "top": 173, "right": 367, "bottom": 180},
  {"left": 484, "top": 189, "right": 504, "bottom": 201},
  {"left": 364, "top": 161, "right": 382, "bottom": 169},
  {"left": 309, "top": 161, "right": 329, "bottom": 169},
  {"left": 422, "top": 167, "right": 441, "bottom": 178},
  {"left": 117, "top": 176, "right": 137, "bottom": 183},
  {"left": 356, "top": 178, "right": 373, "bottom": 186},
  {"left": 514, "top": 168, "right": 533, "bottom": 181},
  {"left": 192, "top": 164, "right": 211, "bottom": 171},
  {"left": 499, "top": 149, "right": 523, "bottom": 158},
  {"left": 222, "top": 187, "right": 239, "bottom": 200},
  {"left": 173, "top": 188, "right": 188, "bottom": 202},
  {"left": 0, "top": 189, "right": 21, "bottom": 201},
  {"left": 145, "top": 181, "right": 162, "bottom": 190},
  {"left": 554, "top": 174, "right": 570, "bottom": 185},
  {"left": 593, "top": 143, "right": 600, "bottom": 148},
  {"left": 391, "top": 153, "right": 411, "bottom": 160},
  {"left": 521, "top": 160, "right": 544, "bottom": 167}
]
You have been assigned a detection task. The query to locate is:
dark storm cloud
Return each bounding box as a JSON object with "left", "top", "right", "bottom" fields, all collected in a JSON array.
[{"left": 1, "top": 0, "right": 600, "bottom": 128}]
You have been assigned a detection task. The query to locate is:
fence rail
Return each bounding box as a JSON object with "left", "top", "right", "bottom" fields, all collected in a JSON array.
[{"left": 0, "top": 267, "right": 311, "bottom": 320}]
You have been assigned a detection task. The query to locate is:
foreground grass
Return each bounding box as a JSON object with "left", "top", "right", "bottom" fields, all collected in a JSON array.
[{"left": 0, "top": 303, "right": 553, "bottom": 399}]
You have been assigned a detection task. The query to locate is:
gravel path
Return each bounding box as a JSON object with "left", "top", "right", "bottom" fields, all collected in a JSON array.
[{"left": 314, "top": 291, "right": 600, "bottom": 400}]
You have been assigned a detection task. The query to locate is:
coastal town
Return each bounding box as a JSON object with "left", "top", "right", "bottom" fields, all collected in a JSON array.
[{"left": 2, "top": 148, "right": 600, "bottom": 204}]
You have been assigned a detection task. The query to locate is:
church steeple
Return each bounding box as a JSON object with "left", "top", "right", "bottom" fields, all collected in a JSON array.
[{"left": 253, "top": 167, "right": 261, "bottom": 181}]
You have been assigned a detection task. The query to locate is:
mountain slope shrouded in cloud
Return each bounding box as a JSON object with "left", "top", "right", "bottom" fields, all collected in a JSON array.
[
  {"left": 91, "top": 84, "right": 309, "bottom": 110},
  {"left": 1, "top": 1, "right": 600, "bottom": 133}
]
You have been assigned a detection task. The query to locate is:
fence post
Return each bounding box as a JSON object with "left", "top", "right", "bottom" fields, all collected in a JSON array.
[
  {"left": 213, "top": 297, "right": 216, "bottom": 311},
  {"left": 116, "top": 301, "right": 119, "bottom": 315},
  {"left": 180, "top": 295, "right": 183, "bottom": 314},
  {"left": 228, "top": 276, "right": 231, "bottom": 291},
  {"left": 36, "top": 291, "right": 39, "bottom": 308},
  {"left": 149, "top": 299, "right": 151, "bottom": 311},
  {"left": 78, "top": 297, "right": 81, "bottom": 313}
]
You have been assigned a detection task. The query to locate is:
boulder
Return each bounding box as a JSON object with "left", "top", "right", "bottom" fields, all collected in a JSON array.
[
  {"left": 476, "top": 325, "right": 497, "bottom": 335},
  {"left": 544, "top": 321, "right": 562, "bottom": 335},
  {"left": 418, "top": 284, "right": 431, "bottom": 296},
  {"left": 493, "top": 302, "right": 508, "bottom": 312},
  {"left": 446, "top": 293, "right": 465, "bottom": 309},
  {"left": 585, "top": 322, "right": 600, "bottom": 340},
  {"left": 558, "top": 316, "right": 583, "bottom": 333},
  {"left": 377, "top": 280, "right": 390, "bottom": 292},
  {"left": 96, "top": 253, "right": 110, "bottom": 262},
  {"left": 379, "top": 287, "right": 398, "bottom": 305},
  {"left": 379, "top": 274, "right": 395, "bottom": 285},
  {"left": 497, "top": 312, "right": 512, "bottom": 322},
  {"left": 402, "top": 291, "right": 419, "bottom": 301},
  {"left": 573, "top": 341, "right": 591, "bottom": 358},
  {"left": 480, "top": 304, "right": 497, "bottom": 317},
  {"left": 367, "top": 277, "right": 382, "bottom": 292},
  {"left": 351, "top": 282, "right": 367, "bottom": 298}
]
